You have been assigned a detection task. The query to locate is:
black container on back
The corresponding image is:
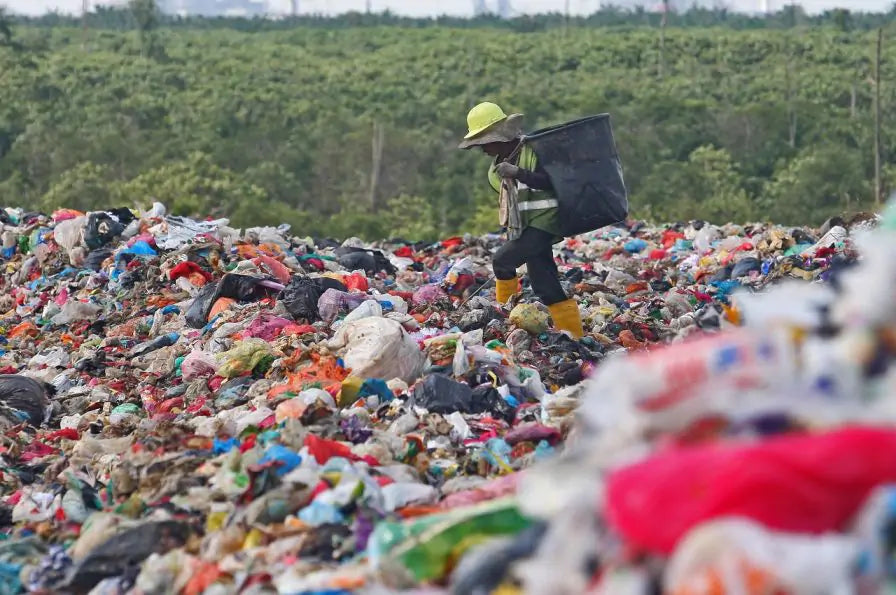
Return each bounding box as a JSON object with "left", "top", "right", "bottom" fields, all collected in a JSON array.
[{"left": 525, "top": 114, "right": 628, "bottom": 237}]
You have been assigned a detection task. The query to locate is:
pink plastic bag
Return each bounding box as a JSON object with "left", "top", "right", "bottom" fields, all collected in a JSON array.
[
  {"left": 605, "top": 426, "right": 896, "bottom": 554},
  {"left": 412, "top": 284, "right": 446, "bottom": 306},
  {"left": 181, "top": 350, "right": 219, "bottom": 381},
  {"left": 243, "top": 313, "right": 292, "bottom": 341}
]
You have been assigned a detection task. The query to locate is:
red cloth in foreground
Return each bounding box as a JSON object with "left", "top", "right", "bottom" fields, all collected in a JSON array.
[{"left": 605, "top": 426, "right": 896, "bottom": 554}]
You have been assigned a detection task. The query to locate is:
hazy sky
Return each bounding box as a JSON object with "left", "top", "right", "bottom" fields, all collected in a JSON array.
[{"left": 4, "top": 0, "right": 890, "bottom": 16}]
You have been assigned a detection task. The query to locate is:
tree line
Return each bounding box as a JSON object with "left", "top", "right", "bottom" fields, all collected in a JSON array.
[{"left": 0, "top": 7, "right": 893, "bottom": 239}]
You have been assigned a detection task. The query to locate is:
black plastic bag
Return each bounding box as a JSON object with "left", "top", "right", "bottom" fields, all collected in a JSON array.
[
  {"left": 0, "top": 375, "right": 51, "bottom": 427},
  {"left": 335, "top": 247, "right": 397, "bottom": 275},
  {"left": 84, "top": 249, "right": 113, "bottom": 272},
  {"left": 185, "top": 274, "right": 281, "bottom": 329},
  {"left": 217, "top": 273, "right": 278, "bottom": 302},
  {"left": 108, "top": 207, "right": 136, "bottom": 226},
  {"left": 451, "top": 522, "right": 548, "bottom": 595},
  {"left": 338, "top": 251, "right": 377, "bottom": 274},
  {"left": 525, "top": 114, "right": 629, "bottom": 237},
  {"left": 710, "top": 265, "right": 733, "bottom": 282},
  {"left": 410, "top": 374, "right": 473, "bottom": 414},
  {"left": 281, "top": 275, "right": 347, "bottom": 322},
  {"left": 84, "top": 212, "right": 125, "bottom": 251},
  {"left": 731, "top": 257, "right": 762, "bottom": 278},
  {"left": 470, "top": 384, "right": 517, "bottom": 422},
  {"left": 59, "top": 520, "right": 190, "bottom": 592},
  {"left": 185, "top": 282, "right": 219, "bottom": 329}
]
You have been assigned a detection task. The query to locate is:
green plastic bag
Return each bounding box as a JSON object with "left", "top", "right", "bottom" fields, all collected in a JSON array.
[
  {"left": 217, "top": 339, "right": 274, "bottom": 378},
  {"left": 367, "top": 497, "right": 532, "bottom": 583}
]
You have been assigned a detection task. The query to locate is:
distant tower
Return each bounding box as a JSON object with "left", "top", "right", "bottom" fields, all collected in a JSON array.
[
  {"left": 473, "top": 0, "right": 487, "bottom": 15},
  {"left": 291, "top": 0, "right": 299, "bottom": 15},
  {"left": 759, "top": 0, "right": 769, "bottom": 12},
  {"left": 497, "top": 0, "right": 511, "bottom": 18}
]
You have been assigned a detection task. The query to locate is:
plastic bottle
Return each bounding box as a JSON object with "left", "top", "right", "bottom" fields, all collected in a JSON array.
[{"left": 132, "top": 332, "right": 180, "bottom": 356}]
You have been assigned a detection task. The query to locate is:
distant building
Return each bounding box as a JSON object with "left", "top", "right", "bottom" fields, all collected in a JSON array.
[
  {"left": 160, "top": 0, "right": 267, "bottom": 17},
  {"left": 472, "top": 0, "right": 512, "bottom": 17},
  {"left": 496, "top": 0, "right": 511, "bottom": 18}
]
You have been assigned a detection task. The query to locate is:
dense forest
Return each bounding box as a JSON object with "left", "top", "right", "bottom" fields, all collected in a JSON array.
[{"left": 0, "top": 4, "right": 894, "bottom": 239}]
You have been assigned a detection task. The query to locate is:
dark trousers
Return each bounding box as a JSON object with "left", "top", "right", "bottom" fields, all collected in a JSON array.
[{"left": 493, "top": 227, "right": 567, "bottom": 306}]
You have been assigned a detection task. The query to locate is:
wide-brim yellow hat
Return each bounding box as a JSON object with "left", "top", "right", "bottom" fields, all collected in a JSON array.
[{"left": 459, "top": 102, "right": 524, "bottom": 149}]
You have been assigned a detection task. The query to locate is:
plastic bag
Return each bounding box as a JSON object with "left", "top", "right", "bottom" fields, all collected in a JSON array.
[
  {"left": 216, "top": 273, "right": 278, "bottom": 302},
  {"left": 412, "top": 284, "right": 447, "bottom": 305},
  {"left": 382, "top": 483, "right": 438, "bottom": 512},
  {"left": 605, "top": 426, "right": 896, "bottom": 554},
  {"left": 84, "top": 212, "right": 125, "bottom": 251},
  {"left": 185, "top": 282, "right": 219, "bottom": 328},
  {"left": 664, "top": 518, "right": 859, "bottom": 595},
  {"left": 50, "top": 301, "right": 102, "bottom": 325},
  {"left": 318, "top": 289, "right": 369, "bottom": 324},
  {"left": 52, "top": 216, "right": 86, "bottom": 263},
  {"left": 57, "top": 520, "right": 190, "bottom": 592},
  {"left": 328, "top": 318, "right": 424, "bottom": 383},
  {"left": 410, "top": 374, "right": 473, "bottom": 414},
  {"left": 83, "top": 249, "right": 111, "bottom": 271},
  {"left": 343, "top": 300, "right": 383, "bottom": 324},
  {"left": 343, "top": 272, "right": 370, "bottom": 292},
  {"left": 281, "top": 276, "right": 347, "bottom": 322},
  {"left": 377, "top": 294, "right": 408, "bottom": 314},
  {"left": 216, "top": 339, "right": 274, "bottom": 379},
  {"left": 367, "top": 497, "right": 532, "bottom": 584},
  {"left": 336, "top": 247, "right": 396, "bottom": 275},
  {"left": 243, "top": 313, "right": 292, "bottom": 341},
  {"left": 181, "top": 350, "right": 219, "bottom": 381}
]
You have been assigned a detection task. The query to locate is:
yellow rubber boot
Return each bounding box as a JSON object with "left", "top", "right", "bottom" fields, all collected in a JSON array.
[
  {"left": 495, "top": 277, "right": 519, "bottom": 304},
  {"left": 548, "top": 299, "right": 584, "bottom": 339}
]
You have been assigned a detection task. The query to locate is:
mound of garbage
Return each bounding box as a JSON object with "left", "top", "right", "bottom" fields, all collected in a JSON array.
[{"left": 0, "top": 201, "right": 886, "bottom": 594}]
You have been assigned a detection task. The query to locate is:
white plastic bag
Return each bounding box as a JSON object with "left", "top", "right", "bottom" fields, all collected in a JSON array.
[
  {"left": 53, "top": 216, "right": 87, "bottom": 263},
  {"left": 665, "top": 518, "right": 859, "bottom": 595},
  {"left": 51, "top": 301, "right": 102, "bottom": 325},
  {"left": 328, "top": 318, "right": 424, "bottom": 383},
  {"left": 343, "top": 299, "right": 383, "bottom": 323}
]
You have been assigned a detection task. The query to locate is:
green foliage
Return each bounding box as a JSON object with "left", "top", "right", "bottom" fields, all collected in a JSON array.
[
  {"left": 637, "top": 146, "right": 754, "bottom": 224},
  {"left": 112, "top": 152, "right": 268, "bottom": 224},
  {"left": 128, "top": 0, "right": 162, "bottom": 58},
  {"left": 382, "top": 195, "right": 441, "bottom": 241},
  {"left": 41, "top": 162, "right": 116, "bottom": 213},
  {"left": 15, "top": 6, "right": 896, "bottom": 33},
  {"left": 0, "top": 6, "right": 12, "bottom": 46},
  {"left": 766, "top": 145, "right": 870, "bottom": 224},
  {"left": 0, "top": 21, "right": 892, "bottom": 238}
]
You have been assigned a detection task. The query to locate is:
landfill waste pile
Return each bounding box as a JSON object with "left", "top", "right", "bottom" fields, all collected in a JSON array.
[{"left": 0, "top": 200, "right": 884, "bottom": 594}]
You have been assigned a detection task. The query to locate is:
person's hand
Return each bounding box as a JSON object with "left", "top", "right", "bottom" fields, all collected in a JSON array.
[{"left": 495, "top": 162, "right": 520, "bottom": 179}]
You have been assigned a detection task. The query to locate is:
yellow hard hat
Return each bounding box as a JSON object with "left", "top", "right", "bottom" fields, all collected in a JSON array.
[{"left": 464, "top": 102, "right": 509, "bottom": 139}]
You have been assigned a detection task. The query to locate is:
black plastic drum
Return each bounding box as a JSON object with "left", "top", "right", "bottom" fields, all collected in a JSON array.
[{"left": 525, "top": 114, "right": 629, "bottom": 237}]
